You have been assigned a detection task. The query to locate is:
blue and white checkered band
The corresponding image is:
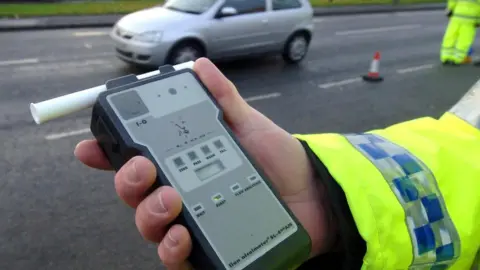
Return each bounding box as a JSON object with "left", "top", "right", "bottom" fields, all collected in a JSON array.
[{"left": 344, "top": 133, "right": 461, "bottom": 270}]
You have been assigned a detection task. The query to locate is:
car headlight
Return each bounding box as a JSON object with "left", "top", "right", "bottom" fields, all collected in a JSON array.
[{"left": 133, "top": 31, "right": 163, "bottom": 43}]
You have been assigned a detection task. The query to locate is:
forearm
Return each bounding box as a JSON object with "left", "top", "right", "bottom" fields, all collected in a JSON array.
[{"left": 292, "top": 112, "right": 480, "bottom": 269}]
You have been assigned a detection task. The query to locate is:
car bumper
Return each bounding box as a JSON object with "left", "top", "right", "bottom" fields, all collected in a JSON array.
[{"left": 110, "top": 32, "right": 171, "bottom": 66}]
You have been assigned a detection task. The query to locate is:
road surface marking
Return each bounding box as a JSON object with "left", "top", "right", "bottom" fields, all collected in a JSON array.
[
  {"left": 44, "top": 93, "right": 281, "bottom": 140},
  {"left": 395, "top": 10, "right": 442, "bottom": 17},
  {"left": 73, "top": 31, "right": 109, "bottom": 37},
  {"left": 244, "top": 92, "right": 281, "bottom": 102},
  {"left": 335, "top": 24, "right": 422, "bottom": 36},
  {"left": 0, "top": 58, "right": 39, "bottom": 66},
  {"left": 313, "top": 18, "right": 324, "bottom": 23},
  {"left": 45, "top": 128, "right": 90, "bottom": 140},
  {"left": 396, "top": 64, "right": 434, "bottom": 74},
  {"left": 84, "top": 43, "right": 92, "bottom": 49},
  {"left": 318, "top": 77, "right": 362, "bottom": 89}
]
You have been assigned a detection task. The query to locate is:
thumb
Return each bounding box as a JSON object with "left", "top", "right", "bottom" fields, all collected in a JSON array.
[{"left": 193, "top": 58, "right": 251, "bottom": 128}]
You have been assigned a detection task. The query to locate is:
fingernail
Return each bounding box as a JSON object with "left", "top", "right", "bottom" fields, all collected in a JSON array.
[
  {"left": 164, "top": 229, "right": 179, "bottom": 248},
  {"left": 125, "top": 158, "right": 142, "bottom": 184},
  {"left": 148, "top": 190, "right": 168, "bottom": 214},
  {"left": 73, "top": 142, "right": 80, "bottom": 154}
]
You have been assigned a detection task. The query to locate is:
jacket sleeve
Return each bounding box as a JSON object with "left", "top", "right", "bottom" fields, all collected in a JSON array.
[
  {"left": 294, "top": 81, "right": 480, "bottom": 270},
  {"left": 448, "top": 0, "right": 457, "bottom": 11}
]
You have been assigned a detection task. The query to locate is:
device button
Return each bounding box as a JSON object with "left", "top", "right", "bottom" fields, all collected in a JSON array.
[
  {"left": 247, "top": 174, "right": 260, "bottom": 183},
  {"left": 201, "top": 145, "right": 215, "bottom": 160},
  {"left": 192, "top": 203, "right": 205, "bottom": 218},
  {"left": 173, "top": 157, "right": 185, "bottom": 168},
  {"left": 211, "top": 193, "right": 226, "bottom": 207},
  {"left": 187, "top": 151, "right": 201, "bottom": 165},
  {"left": 187, "top": 151, "right": 198, "bottom": 161},
  {"left": 213, "top": 139, "right": 226, "bottom": 152},
  {"left": 230, "top": 183, "right": 241, "bottom": 193},
  {"left": 200, "top": 145, "right": 212, "bottom": 155},
  {"left": 188, "top": 151, "right": 202, "bottom": 166},
  {"left": 173, "top": 156, "right": 188, "bottom": 172}
]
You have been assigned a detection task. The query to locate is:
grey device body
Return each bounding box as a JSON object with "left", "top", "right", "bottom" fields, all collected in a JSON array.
[{"left": 90, "top": 65, "right": 311, "bottom": 270}]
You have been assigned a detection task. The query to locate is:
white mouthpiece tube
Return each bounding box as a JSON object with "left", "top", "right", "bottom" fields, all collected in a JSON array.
[{"left": 30, "top": 61, "right": 195, "bottom": 125}]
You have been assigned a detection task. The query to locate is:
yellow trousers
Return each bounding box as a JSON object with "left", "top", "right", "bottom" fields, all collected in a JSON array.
[{"left": 441, "top": 18, "right": 477, "bottom": 63}]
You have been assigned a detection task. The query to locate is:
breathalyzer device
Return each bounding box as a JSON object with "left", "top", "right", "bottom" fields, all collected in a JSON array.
[{"left": 29, "top": 62, "right": 311, "bottom": 270}]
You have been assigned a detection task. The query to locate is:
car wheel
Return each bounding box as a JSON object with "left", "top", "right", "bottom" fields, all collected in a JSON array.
[
  {"left": 167, "top": 41, "right": 204, "bottom": 65},
  {"left": 282, "top": 32, "right": 309, "bottom": 64}
]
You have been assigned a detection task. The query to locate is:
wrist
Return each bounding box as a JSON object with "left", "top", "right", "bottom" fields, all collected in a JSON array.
[
  {"left": 308, "top": 173, "right": 339, "bottom": 256},
  {"left": 299, "top": 146, "right": 339, "bottom": 258}
]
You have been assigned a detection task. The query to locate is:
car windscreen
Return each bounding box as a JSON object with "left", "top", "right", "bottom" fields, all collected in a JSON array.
[{"left": 164, "top": 0, "right": 218, "bottom": 14}]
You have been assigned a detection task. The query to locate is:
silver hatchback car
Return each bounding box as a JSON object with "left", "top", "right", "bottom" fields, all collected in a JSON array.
[{"left": 111, "top": 0, "right": 314, "bottom": 67}]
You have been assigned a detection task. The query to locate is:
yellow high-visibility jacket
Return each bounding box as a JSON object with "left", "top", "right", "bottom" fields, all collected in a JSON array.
[
  {"left": 448, "top": 0, "right": 480, "bottom": 23},
  {"left": 295, "top": 80, "right": 480, "bottom": 269}
]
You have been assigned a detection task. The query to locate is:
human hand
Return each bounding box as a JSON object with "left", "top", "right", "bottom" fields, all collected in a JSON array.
[{"left": 74, "top": 58, "right": 335, "bottom": 269}]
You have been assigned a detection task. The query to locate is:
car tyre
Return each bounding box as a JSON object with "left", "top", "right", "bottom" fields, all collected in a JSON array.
[
  {"left": 282, "top": 32, "right": 310, "bottom": 64},
  {"left": 166, "top": 41, "right": 205, "bottom": 65}
]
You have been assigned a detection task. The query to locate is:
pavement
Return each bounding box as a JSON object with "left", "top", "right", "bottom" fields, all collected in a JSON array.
[
  {"left": 1, "top": 10, "right": 480, "bottom": 270},
  {"left": 0, "top": 3, "right": 446, "bottom": 31}
]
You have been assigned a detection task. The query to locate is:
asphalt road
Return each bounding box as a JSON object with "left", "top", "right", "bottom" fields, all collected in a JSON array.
[{"left": 1, "top": 10, "right": 480, "bottom": 270}]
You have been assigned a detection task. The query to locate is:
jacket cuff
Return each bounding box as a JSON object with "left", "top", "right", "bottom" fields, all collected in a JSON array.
[{"left": 296, "top": 139, "right": 366, "bottom": 270}]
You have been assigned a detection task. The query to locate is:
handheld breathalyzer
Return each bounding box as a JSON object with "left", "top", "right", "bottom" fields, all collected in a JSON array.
[{"left": 30, "top": 62, "right": 311, "bottom": 270}]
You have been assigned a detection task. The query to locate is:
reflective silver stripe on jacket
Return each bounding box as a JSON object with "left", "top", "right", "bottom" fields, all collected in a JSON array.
[{"left": 449, "top": 79, "right": 480, "bottom": 129}]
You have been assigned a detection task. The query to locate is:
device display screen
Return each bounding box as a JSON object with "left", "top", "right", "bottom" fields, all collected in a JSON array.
[{"left": 195, "top": 159, "right": 225, "bottom": 181}]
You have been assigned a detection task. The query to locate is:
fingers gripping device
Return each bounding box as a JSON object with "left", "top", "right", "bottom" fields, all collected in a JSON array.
[{"left": 29, "top": 62, "right": 311, "bottom": 270}]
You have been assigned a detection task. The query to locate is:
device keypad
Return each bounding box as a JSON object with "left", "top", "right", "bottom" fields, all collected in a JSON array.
[
  {"left": 166, "top": 135, "right": 243, "bottom": 193},
  {"left": 170, "top": 138, "right": 229, "bottom": 174},
  {"left": 191, "top": 173, "right": 265, "bottom": 219}
]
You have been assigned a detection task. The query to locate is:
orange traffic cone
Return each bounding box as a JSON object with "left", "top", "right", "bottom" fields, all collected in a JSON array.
[{"left": 363, "top": 51, "right": 383, "bottom": 82}]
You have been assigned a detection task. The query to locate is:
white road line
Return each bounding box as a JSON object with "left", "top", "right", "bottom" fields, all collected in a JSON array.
[
  {"left": 45, "top": 128, "right": 90, "bottom": 140},
  {"left": 44, "top": 92, "right": 281, "bottom": 140},
  {"left": 318, "top": 77, "right": 362, "bottom": 89},
  {"left": 395, "top": 10, "right": 442, "bottom": 17},
  {"left": 313, "top": 18, "right": 324, "bottom": 23},
  {"left": 73, "top": 31, "right": 109, "bottom": 37},
  {"left": 84, "top": 43, "right": 92, "bottom": 49},
  {"left": 0, "top": 58, "right": 39, "bottom": 66},
  {"left": 244, "top": 92, "right": 281, "bottom": 102},
  {"left": 396, "top": 64, "right": 434, "bottom": 74},
  {"left": 335, "top": 24, "right": 422, "bottom": 36}
]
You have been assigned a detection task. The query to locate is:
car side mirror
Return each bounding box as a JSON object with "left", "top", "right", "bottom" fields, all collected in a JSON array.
[{"left": 218, "top": 6, "right": 238, "bottom": 17}]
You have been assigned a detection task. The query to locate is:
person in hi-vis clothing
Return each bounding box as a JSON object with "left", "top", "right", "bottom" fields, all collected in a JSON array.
[
  {"left": 74, "top": 58, "right": 480, "bottom": 270},
  {"left": 441, "top": 0, "right": 480, "bottom": 65}
]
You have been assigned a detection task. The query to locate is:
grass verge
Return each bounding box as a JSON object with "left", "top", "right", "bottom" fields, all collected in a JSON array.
[{"left": 0, "top": 0, "right": 444, "bottom": 18}]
